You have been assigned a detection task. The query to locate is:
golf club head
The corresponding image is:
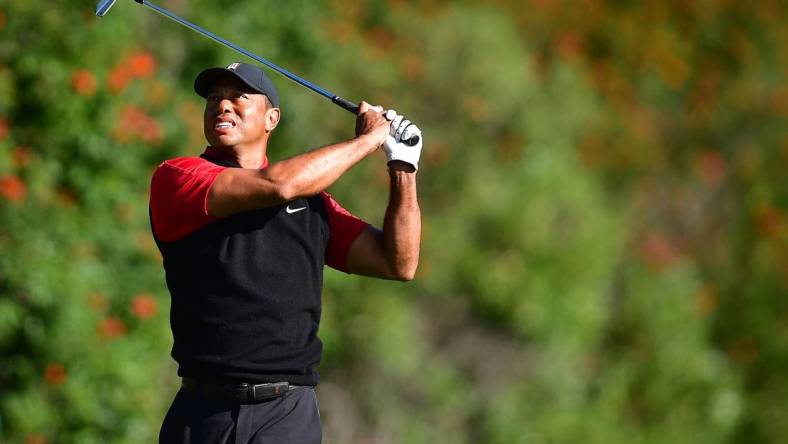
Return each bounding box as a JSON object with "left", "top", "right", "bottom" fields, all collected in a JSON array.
[{"left": 96, "top": 0, "right": 118, "bottom": 17}]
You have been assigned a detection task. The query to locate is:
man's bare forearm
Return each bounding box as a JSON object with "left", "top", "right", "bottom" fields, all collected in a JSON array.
[
  {"left": 208, "top": 135, "right": 380, "bottom": 217},
  {"left": 263, "top": 134, "right": 380, "bottom": 200},
  {"left": 382, "top": 164, "right": 421, "bottom": 280}
]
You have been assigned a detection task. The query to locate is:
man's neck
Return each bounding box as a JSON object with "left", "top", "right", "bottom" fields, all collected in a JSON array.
[{"left": 205, "top": 145, "right": 268, "bottom": 169}]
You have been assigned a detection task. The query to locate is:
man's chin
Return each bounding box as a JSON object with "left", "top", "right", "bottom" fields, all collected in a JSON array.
[{"left": 207, "top": 135, "right": 240, "bottom": 148}]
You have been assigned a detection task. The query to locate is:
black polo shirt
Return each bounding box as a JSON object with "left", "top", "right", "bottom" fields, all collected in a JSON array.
[{"left": 149, "top": 149, "right": 368, "bottom": 385}]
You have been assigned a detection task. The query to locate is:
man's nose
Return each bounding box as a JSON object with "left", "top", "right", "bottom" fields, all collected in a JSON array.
[{"left": 216, "top": 98, "right": 233, "bottom": 114}]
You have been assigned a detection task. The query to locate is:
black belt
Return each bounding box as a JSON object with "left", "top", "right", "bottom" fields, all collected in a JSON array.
[{"left": 182, "top": 378, "right": 300, "bottom": 404}]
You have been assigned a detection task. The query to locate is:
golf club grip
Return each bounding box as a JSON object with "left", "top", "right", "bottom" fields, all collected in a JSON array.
[
  {"left": 332, "top": 96, "right": 420, "bottom": 146},
  {"left": 332, "top": 96, "right": 359, "bottom": 114}
]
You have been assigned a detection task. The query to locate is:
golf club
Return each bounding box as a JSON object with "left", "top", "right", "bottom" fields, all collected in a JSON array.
[{"left": 96, "top": 0, "right": 420, "bottom": 146}]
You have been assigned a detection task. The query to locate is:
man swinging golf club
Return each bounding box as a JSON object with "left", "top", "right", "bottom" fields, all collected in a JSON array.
[{"left": 149, "top": 61, "right": 422, "bottom": 443}]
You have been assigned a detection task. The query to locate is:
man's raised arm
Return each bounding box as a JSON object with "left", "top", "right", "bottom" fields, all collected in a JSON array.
[
  {"left": 345, "top": 113, "right": 423, "bottom": 281},
  {"left": 208, "top": 102, "right": 389, "bottom": 218}
]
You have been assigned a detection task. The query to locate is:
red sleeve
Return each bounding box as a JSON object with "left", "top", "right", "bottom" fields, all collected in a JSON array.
[
  {"left": 321, "top": 192, "right": 370, "bottom": 273},
  {"left": 150, "top": 157, "right": 226, "bottom": 242}
]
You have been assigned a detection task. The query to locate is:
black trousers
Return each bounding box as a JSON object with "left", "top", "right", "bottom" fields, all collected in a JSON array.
[{"left": 159, "top": 386, "right": 321, "bottom": 444}]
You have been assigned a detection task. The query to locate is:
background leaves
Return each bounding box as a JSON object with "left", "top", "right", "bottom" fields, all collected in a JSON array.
[{"left": 0, "top": 0, "right": 785, "bottom": 443}]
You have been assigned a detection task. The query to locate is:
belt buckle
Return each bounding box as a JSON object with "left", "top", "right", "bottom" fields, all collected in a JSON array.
[{"left": 252, "top": 382, "right": 289, "bottom": 401}]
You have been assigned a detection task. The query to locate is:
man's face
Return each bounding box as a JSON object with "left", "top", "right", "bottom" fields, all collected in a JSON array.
[{"left": 203, "top": 76, "right": 279, "bottom": 149}]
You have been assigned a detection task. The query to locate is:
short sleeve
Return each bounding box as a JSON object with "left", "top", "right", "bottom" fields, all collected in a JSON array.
[
  {"left": 320, "top": 192, "right": 370, "bottom": 272},
  {"left": 150, "top": 157, "right": 226, "bottom": 242}
]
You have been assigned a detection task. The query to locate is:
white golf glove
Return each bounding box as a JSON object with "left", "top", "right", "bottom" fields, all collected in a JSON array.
[{"left": 383, "top": 109, "right": 422, "bottom": 171}]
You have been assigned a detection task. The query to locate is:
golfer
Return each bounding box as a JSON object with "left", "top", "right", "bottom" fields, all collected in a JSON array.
[{"left": 149, "top": 62, "right": 422, "bottom": 443}]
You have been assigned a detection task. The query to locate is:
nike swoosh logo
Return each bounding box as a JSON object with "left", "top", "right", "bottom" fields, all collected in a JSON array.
[{"left": 286, "top": 205, "right": 307, "bottom": 214}]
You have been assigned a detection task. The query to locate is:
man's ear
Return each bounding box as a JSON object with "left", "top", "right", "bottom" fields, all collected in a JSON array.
[{"left": 265, "top": 107, "right": 281, "bottom": 132}]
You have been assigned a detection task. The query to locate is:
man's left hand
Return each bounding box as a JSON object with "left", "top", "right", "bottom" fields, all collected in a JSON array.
[{"left": 383, "top": 110, "right": 423, "bottom": 172}]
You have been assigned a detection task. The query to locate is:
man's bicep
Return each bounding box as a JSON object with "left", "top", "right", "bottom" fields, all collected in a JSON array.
[
  {"left": 207, "top": 168, "right": 285, "bottom": 218},
  {"left": 345, "top": 226, "right": 396, "bottom": 279}
]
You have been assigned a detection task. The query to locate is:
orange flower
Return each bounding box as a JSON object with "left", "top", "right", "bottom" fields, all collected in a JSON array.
[
  {"left": 108, "top": 64, "right": 132, "bottom": 94},
  {"left": 694, "top": 284, "right": 718, "bottom": 317},
  {"left": 366, "top": 27, "right": 394, "bottom": 51},
  {"left": 755, "top": 205, "right": 783, "bottom": 239},
  {"left": 98, "top": 316, "right": 127, "bottom": 340},
  {"left": 24, "top": 434, "right": 46, "bottom": 444},
  {"left": 131, "top": 293, "right": 157, "bottom": 319},
  {"left": 770, "top": 86, "right": 788, "bottom": 116},
  {"left": 323, "top": 20, "right": 355, "bottom": 43},
  {"left": 400, "top": 54, "right": 425, "bottom": 81},
  {"left": 12, "top": 146, "right": 32, "bottom": 168},
  {"left": 0, "top": 175, "right": 26, "bottom": 203},
  {"left": 0, "top": 10, "right": 5, "bottom": 30},
  {"left": 127, "top": 51, "right": 157, "bottom": 78},
  {"left": 0, "top": 117, "right": 8, "bottom": 140},
  {"left": 113, "top": 105, "right": 162, "bottom": 143},
  {"left": 640, "top": 232, "right": 678, "bottom": 270},
  {"left": 463, "top": 95, "right": 488, "bottom": 123},
  {"left": 71, "top": 69, "right": 97, "bottom": 96},
  {"left": 696, "top": 150, "right": 727, "bottom": 186},
  {"left": 728, "top": 337, "right": 759, "bottom": 366},
  {"left": 44, "top": 363, "right": 67, "bottom": 385},
  {"left": 555, "top": 31, "right": 583, "bottom": 60}
]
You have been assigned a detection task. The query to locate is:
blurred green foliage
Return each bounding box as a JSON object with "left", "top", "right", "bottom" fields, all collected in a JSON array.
[{"left": 0, "top": 0, "right": 786, "bottom": 443}]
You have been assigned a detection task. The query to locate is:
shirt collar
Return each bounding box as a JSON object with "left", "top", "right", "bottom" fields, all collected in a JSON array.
[{"left": 200, "top": 146, "right": 269, "bottom": 169}]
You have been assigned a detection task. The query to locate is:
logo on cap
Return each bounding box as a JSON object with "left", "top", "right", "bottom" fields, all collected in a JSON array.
[{"left": 227, "top": 63, "right": 240, "bottom": 70}]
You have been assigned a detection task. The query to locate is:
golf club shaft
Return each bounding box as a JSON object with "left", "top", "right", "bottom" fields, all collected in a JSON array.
[{"left": 135, "top": 0, "right": 360, "bottom": 114}]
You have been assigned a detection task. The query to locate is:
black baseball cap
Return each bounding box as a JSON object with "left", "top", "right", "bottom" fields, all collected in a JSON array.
[{"left": 194, "top": 62, "right": 280, "bottom": 107}]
